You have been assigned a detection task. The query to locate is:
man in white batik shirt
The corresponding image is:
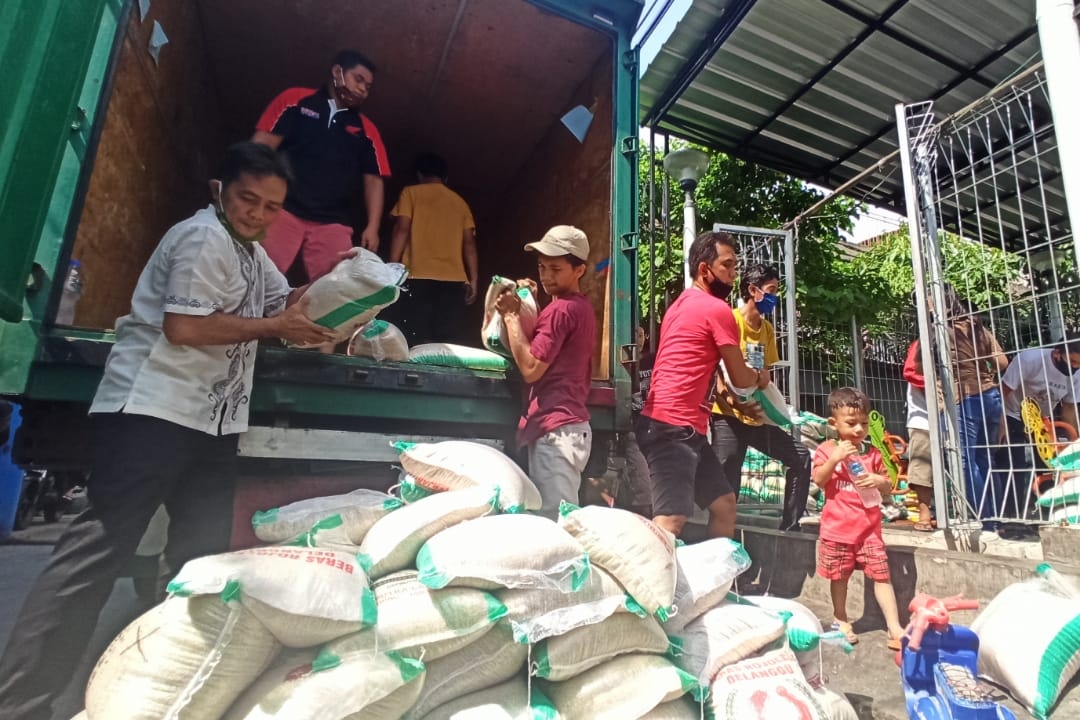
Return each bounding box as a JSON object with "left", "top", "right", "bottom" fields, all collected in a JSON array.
[{"left": 0, "top": 142, "right": 341, "bottom": 720}]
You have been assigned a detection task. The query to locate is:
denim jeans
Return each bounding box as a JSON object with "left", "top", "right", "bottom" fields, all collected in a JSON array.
[{"left": 950, "top": 387, "right": 1003, "bottom": 519}]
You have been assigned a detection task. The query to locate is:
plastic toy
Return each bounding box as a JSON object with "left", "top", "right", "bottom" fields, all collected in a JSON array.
[{"left": 899, "top": 593, "right": 1016, "bottom": 720}]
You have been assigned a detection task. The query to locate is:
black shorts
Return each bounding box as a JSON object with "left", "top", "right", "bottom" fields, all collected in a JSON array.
[{"left": 634, "top": 415, "right": 734, "bottom": 517}]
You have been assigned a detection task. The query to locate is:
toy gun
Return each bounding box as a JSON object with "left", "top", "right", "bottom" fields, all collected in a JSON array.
[{"left": 900, "top": 594, "right": 1016, "bottom": 720}]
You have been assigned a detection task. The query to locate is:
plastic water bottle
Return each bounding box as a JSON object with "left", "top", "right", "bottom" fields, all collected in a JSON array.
[
  {"left": 746, "top": 342, "right": 765, "bottom": 370},
  {"left": 56, "top": 260, "right": 83, "bottom": 325},
  {"left": 847, "top": 458, "right": 882, "bottom": 508},
  {"left": 1036, "top": 563, "right": 1080, "bottom": 598}
]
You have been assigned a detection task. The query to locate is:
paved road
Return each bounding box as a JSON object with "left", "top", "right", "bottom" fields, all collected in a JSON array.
[{"left": 1, "top": 517, "right": 144, "bottom": 720}]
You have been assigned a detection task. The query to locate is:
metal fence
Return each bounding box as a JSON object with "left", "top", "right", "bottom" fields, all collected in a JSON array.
[{"left": 898, "top": 62, "right": 1080, "bottom": 528}]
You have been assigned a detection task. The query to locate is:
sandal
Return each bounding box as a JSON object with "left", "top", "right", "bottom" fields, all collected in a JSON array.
[
  {"left": 830, "top": 620, "right": 858, "bottom": 645},
  {"left": 887, "top": 635, "right": 903, "bottom": 651},
  {"left": 913, "top": 521, "right": 934, "bottom": 532}
]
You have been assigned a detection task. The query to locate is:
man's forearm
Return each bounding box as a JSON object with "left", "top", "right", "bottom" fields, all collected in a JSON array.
[
  {"left": 503, "top": 313, "right": 543, "bottom": 382},
  {"left": 463, "top": 230, "right": 478, "bottom": 284},
  {"left": 363, "top": 175, "right": 384, "bottom": 233}
]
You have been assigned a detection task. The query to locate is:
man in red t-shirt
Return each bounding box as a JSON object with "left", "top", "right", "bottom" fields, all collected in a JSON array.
[
  {"left": 637, "top": 231, "right": 769, "bottom": 539},
  {"left": 496, "top": 226, "right": 596, "bottom": 517}
]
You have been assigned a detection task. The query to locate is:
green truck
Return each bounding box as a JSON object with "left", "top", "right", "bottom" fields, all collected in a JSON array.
[{"left": 1, "top": 0, "right": 642, "bottom": 531}]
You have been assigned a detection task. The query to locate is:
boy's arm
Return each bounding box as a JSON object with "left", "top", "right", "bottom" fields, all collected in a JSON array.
[
  {"left": 462, "top": 227, "right": 478, "bottom": 305},
  {"left": 812, "top": 445, "right": 837, "bottom": 488},
  {"left": 501, "top": 309, "right": 549, "bottom": 384},
  {"left": 389, "top": 215, "right": 411, "bottom": 264}
]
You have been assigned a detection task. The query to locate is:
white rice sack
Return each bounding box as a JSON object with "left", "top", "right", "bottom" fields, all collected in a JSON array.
[
  {"left": 86, "top": 593, "right": 280, "bottom": 720},
  {"left": 1048, "top": 503, "right": 1080, "bottom": 524},
  {"left": 748, "top": 595, "right": 852, "bottom": 687},
  {"left": 326, "top": 570, "right": 507, "bottom": 661},
  {"left": 812, "top": 687, "right": 859, "bottom": 720},
  {"left": 541, "top": 654, "right": 705, "bottom": 720},
  {"left": 709, "top": 647, "right": 827, "bottom": 720},
  {"left": 347, "top": 319, "right": 410, "bottom": 362},
  {"left": 358, "top": 487, "right": 497, "bottom": 579},
  {"left": 252, "top": 489, "right": 401, "bottom": 544},
  {"left": 1037, "top": 476, "right": 1080, "bottom": 509},
  {"left": 417, "top": 513, "right": 590, "bottom": 593},
  {"left": 481, "top": 277, "right": 538, "bottom": 358},
  {"left": 222, "top": 648, "right": 423, "bottom": 720},
  {"left": 671, "top": 601, "right": 787, "bottom": 685},
  {"left": 395, "top": 440, "right": 542, "bottom": 513},
  {"left": 972, "top": 575, "right": 1080, "bottom": 719},
  {"left": 286, "top": 514, "right": 362, "bottom": 554},
  {"left": 220, "top": 650, "right": 316, "bottom": 719},
  {"left": 534, "top": 612, "right": 672, "bottom": 681},
  {"left": 409, "top": 343, "right": 511, "bottom": 372},
  {"left": 298, "top": 248, "right": 407, "bottom": 344},
  {"left": 403, "top": 623, "right": 529, "bottom": 720},
  {"left": 499, "top": 565, "right": 637, "bottom": 644},
  {"left": 419, "top": 676, "right": 558, "bottom": 720},
  {"left": 167, "top": 546, "right": 377, "bottom": 647},
  {"left": 639, "top": 698, "right": 704, "bottom": 719},
  {"left": 558, "top": 502, "right": 677, "bottom": 619},
  {"left": 665, "top": 538, "right": 752, "bottom": 632},
  {"left": 722, "top": 362, "right": 794, "bottom": 428}
]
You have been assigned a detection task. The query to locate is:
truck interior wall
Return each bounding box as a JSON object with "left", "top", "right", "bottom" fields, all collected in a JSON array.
[
  {"left": 66, "top": 0, "right": 615, "bottom": 382},
  {"left": 487, "top": 54, "right": 614, "bottom": 381},
  {"left": 70, "top": 2, "right": 226, "bottom": 329}
]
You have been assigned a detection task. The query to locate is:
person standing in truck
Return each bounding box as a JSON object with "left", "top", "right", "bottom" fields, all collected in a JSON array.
[
  {"left": 253, "top": 49, "right": 391, "bottom": 281},
  {"left": 636, "top": 231, "right": 769, "bottom": 540},
  {"left": 385, "top": 152, "right": 479, "bottom": 345},
  {"left": 495, "top": 225, "right": 596, "bottom": 518},
  {"left": 0, "top": 142, "right": 339, "bottom": 720},
  {"left": 710, "top": 263, "right": 811, "bottom": 531}
]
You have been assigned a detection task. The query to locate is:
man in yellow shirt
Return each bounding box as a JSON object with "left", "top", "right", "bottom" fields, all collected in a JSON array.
[
  {"left": 387, "top": 153, "right": 478, "bottom": 344},
  {"left": 710, "top": 264, "right": 811, "bottom": 531}
]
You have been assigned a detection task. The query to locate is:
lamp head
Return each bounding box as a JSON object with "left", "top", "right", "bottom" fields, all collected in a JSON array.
[{"left": 663, "top": 148, "right": 710, "bottom": 192}]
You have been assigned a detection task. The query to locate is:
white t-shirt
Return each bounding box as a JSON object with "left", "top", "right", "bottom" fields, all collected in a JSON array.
[
  {"left": 91, "top": 206, "right": 291, "bottom": 435},
  {"left": 906, "top": 384, "right": 929, "bottom": 431},
  {"left": 1001, "top": 347, "right": 1080, "bottom": 419}
]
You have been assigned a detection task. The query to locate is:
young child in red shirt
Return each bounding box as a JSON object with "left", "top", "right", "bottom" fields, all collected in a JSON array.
[{"left": 813, "top": 387, "right": 905, "bottom": 649}]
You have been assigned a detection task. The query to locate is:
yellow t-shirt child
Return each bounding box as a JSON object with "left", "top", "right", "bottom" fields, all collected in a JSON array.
[{"left": 711, "top": 308, "right": 780, "bottom": 426}]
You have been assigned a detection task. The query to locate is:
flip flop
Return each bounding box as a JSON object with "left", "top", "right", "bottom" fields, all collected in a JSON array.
[
  {"left": 913, "top": 521, "right": 934, "bottom": 532},
  {"left": 830, "top": 620, "right": 858, "bottom": 645},
  {"left": 887, "top": 636, "right": 903, "bottom": 651}
]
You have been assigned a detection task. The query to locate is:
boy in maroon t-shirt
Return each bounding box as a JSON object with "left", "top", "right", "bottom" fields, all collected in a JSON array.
[
  {"left": 496, "top": 225, "right": 596, "bottom": 517},
  {"left": 637, "top": 231, "right": 768, "bottom": 540},
  {"left": 812, "top": 386, "right": 905, "bottom": 649}
]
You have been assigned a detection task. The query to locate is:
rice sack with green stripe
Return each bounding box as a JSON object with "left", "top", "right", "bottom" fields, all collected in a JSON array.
[
  {"left": 252, "top": 489, "right": 402, "bottom": 544},
  {"left": 499, "top": 565, "right": 640, "bottom": 644},
  {"left": 328, "top": 570, "right": 507, "bottom": 662},
  {"left": 540, "top": 653, "right": 705, "bottom": 720},
  {"left": 167, "top": 546, "right": 377, "bottom": 648},
  {"left": 665, "top": 537, "right": 752, "bottom": 632},
  {"left": 971, "top": 571, "right": 1080, "bottom": 719},
  {"left": 481, "top": 276, "right": 538, "bottom": 358},
  {"left": 670, "top": 601, "right": 788, "bottom": 686},
  {"left": 295, "top": 248, "right": 407, "bottom": 346},
  {"left": 408, "top": 343, "right": 511, "bottom": 372},
  {"left": 347, "top": 319, "right": 410, "bottom": 362},
  {"left": 709, "top": 647, "right": 827, "bottom": 720},
  {"left": 747, "top": 594, "right": 853, "bottom": 687},
  {"left": 222, "top": 649, "right": 424, "bottom": 720},
  {"left": 86, "top": 590, "right": 280, "bottom": 720},
  {"left": 532, "top": 612, "right": 673, "bottom": 681},
  {"left": 394, "top": 440, "right": 542, "bottom": 513},
  {"left": 639, "top": 698, "right": 705, "bottom": 719},
  {"left": 419, "top": 676, "right": 558, "bottom": 720},
  {"left": 558, "top": 502, "right": 677, "bottom": 619},
  {"left": 417, "top": 513, "right": 590, "bottom": 593}
]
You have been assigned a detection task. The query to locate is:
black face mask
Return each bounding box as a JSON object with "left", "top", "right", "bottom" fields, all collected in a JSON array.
[
  {"left": 707, "top": 277, "right": 733, "bottom": 301},
  {"left": 1053, "top": 355, "right": 1079, "bottom": 376}
]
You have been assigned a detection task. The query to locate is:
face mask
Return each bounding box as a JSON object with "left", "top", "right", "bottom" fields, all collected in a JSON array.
[
  {"left": 756, "top": 292, "right": 779, "bottom": 315},
  {"left": 707, "top": 277, "right": 733, "bottom": 300},
  {"left": 213, "top": 180, "right": 265, "bottom": 245},
  {"left": 1053, "top": 354, "right": 1079, "bottom": 376}
]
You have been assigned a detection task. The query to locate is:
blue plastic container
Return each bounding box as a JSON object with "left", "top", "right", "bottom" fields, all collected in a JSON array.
[{"left": 0, "top": 402, "right": 24, "bottom": 538}]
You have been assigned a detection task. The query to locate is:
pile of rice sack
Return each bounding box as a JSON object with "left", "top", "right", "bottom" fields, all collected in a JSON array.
[{"left": 76, "top": 439, "right": 860, "bottom": 720}]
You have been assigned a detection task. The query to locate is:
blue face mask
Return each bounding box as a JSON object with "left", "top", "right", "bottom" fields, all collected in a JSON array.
[{"left": 756, "top": 292, "right": 779, "bottom": 315}]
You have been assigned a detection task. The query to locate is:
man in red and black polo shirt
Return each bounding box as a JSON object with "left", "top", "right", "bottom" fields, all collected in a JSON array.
[{"left": 253, "top": 50, "right": 391, "bottom": 281}]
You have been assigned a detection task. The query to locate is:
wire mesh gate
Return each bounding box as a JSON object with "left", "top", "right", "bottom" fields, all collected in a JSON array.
[{"left": 897, "top": 64, "right": 1080, "bottom": 529}]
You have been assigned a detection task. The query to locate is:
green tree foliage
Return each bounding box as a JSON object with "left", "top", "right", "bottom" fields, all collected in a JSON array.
[{"left": 636, "top": 140, "right": 864, "bottom": 331}]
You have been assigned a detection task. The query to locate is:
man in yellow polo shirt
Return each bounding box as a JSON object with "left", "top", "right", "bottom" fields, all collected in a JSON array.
[
  {"left": 388, "top": 152, "right": 479, "bottom": 344},
  {"left": 710, "top": 264, "right": 811, "bottom": 531}
]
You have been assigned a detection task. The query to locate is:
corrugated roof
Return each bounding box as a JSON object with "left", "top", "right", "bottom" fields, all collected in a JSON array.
[{"left": 635, "top": 0, "right": 1046, "bottom": 223}]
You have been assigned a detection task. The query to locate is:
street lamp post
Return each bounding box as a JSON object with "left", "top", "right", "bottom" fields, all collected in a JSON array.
[{"left": 662, "top": 148, "right": 710, "bottom": 288}]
